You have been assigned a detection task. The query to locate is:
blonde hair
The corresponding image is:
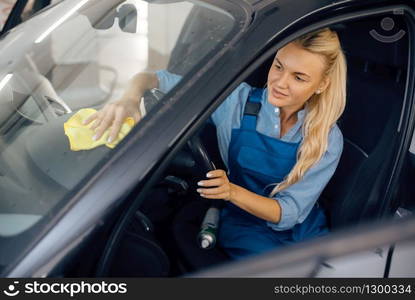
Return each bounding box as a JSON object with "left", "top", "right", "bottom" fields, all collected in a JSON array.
[{"left": 268, "top": 27, "right": 347, "bottom": 197}]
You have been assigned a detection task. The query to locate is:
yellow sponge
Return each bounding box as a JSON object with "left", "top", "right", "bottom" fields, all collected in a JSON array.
[{"left": 64, "top": 108, "right": 135, "bottom": 151}]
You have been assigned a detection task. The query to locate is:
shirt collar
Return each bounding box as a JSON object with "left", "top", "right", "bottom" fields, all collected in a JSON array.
[{"left": 262, "top": 88, "right": 307, "bottom": 123}]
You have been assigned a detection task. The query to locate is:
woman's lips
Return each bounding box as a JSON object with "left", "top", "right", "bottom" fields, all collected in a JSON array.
[{"left": 272, "top": 88, "right": 288, "bottom": 98}]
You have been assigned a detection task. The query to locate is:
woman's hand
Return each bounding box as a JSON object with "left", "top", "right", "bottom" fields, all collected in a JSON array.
[
  {"left": 197, "top": 169, "right": 238, "bottom": 201},
  {"left": 83, "top": 98, "right": 141, "bottom": 143},
  {"left": 197, "top": 171, "right": 282, "bottom": 223}
]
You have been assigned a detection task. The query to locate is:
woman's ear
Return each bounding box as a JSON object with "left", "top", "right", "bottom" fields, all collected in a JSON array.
[{"left": 317, "top": 76, "right": 330, "bottom": 94}]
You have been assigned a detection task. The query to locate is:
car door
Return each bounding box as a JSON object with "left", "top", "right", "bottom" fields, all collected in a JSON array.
[
  {"left": 89, "top": 0, "right": 415, "bottom": 278},
  {"left": 188, "top": 0, "right": 415, "bottom": 277},
  {"left": 0, "top": 0, "right": 249, "bottom": 277},
  {"left": 3, "top": 0, "right": 413, "bottom": 278},
  {"left": 387, "top": 130, "right": 415, "bottom": 277}
]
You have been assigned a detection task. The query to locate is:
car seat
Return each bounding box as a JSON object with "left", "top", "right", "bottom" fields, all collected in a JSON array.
[{"left": 319, "top": 16, "right": 408, "bottom": 229}]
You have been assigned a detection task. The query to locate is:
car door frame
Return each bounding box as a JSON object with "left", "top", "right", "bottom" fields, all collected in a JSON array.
[
  {"left": 94, "top": 0, "right": 415, "bottom": 277},
  {"left": 188, "top": 0, "right": 415, "bottom": 277},
  {"left": 192, "top": 212, "right": 415, "bottom": 277}
]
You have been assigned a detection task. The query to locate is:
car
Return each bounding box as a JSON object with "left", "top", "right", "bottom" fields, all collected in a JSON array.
[
  {"left": 0, "top": 0, "right": 59, "bottom": 37},
  {"left": 0, "top": 0, "right": 414, "bottom": 278}
]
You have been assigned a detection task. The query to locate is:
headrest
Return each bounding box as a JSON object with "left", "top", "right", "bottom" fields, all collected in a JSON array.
[{"left": 334, "top": 14, "right": 408, "bottom": 69}]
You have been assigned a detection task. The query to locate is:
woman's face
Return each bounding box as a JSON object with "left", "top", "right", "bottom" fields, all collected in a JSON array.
[{"left": 267, "top": 42, "right": 329, "bottom": 113}]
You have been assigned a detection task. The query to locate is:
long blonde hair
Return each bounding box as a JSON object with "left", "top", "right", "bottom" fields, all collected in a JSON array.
[{"left": 269, "top": 28, "right": 347, "bottom": 197}]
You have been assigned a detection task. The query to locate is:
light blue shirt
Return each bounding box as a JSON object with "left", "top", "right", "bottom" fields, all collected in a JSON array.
[{"left": 156, "top": 70, "right": 344, "bottom": 231}]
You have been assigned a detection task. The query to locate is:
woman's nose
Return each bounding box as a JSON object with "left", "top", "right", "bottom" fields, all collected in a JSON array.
[{"left": 276, "top": 72, "right": 289, "bottom": 89}]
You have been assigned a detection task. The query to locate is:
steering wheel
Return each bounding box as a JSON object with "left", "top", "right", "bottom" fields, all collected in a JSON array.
[
  {"left": 145, "top": 89, "right": 226, "bottom": 222},
  {"left": 143, "top": 88, "right": 219, "bottom": 177}
]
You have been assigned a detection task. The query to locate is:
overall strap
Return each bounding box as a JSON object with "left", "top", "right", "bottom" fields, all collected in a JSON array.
[{"left": 241, "top": 88, "right": 263, "bottom": 130}]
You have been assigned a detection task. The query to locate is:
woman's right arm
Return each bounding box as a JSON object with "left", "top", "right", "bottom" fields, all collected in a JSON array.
[{"left": 83, "top": 72, "right": 159, "bottom": 143}]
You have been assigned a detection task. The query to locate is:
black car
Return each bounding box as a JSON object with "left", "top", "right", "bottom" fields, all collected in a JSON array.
[{"left": 0, "top": 0, "right": 414, "bottom": 278}]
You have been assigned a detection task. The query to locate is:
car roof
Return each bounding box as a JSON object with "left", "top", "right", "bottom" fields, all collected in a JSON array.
[{"left": 239, "top": 0, "right": 415, "bottom": 10}]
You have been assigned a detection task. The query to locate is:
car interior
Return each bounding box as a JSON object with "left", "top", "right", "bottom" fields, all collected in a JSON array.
[{"left": 98, "top": 12, "right": 411, "bottom": 277}]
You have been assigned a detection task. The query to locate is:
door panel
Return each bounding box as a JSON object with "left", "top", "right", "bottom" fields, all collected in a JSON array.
[
  {"left": 316, "top": 247, "right": 389, "bottom": 277},
  {"left": 388, "top": 240, "right": 415, "bottom": 277}
]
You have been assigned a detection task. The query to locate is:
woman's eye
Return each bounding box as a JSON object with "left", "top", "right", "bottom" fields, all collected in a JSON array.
[
  {"left": 295, "top": 76, "right": 305, "bottom": 82},
  {"left": 275, "top": 64, "right": 282, "bottom": 70}
]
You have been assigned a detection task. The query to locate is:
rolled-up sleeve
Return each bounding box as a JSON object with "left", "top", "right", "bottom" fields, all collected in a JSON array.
[
  {"left": 156, "top": 70, "right": 182, "bottom": 94},
  {"left": 267, "top": 124, "right": 344, "bottom": 231},
  {"left": 156, "top": 70, "right": 250, "bottom": 129},
  {"left": 210, "top": 82, "right": 251, "bottom": 128}
]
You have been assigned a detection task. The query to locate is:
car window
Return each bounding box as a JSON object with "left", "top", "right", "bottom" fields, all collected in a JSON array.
[
  {"left": 0, "top": 0, "right": 33, "bottom": 31},
  {"left": 140, "top": 11, "right": 412, "bottom": 277},
  {"left": 0, "top": 0, "right": 237, "bottom": 243},
  {"left": 0, "top": 0, "right": 61, "bottom": 33},
  {"left": 395, "top": 122, "right": 415, "bottom": 214}
]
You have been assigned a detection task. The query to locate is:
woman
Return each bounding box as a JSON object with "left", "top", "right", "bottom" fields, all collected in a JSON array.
[{"left": 84, "top": 28, "right": 346, "bottom": 259}]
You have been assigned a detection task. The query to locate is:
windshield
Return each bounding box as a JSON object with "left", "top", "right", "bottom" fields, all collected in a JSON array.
[{"left": 0, "top": 0, "right": 238, "bottom": 266}]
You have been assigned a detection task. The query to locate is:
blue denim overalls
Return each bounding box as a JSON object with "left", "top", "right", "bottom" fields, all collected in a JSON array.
[{"left": 218, "top": 88, "right": 329, "bottom": 260}]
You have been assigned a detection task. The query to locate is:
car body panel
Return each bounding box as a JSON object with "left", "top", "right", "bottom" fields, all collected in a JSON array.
[
  {"left": 193, "top": 216, "right": 415, "bottom": 277},
  {"left": 389, "top": 240, "right": 415, "bottom": 277}
]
